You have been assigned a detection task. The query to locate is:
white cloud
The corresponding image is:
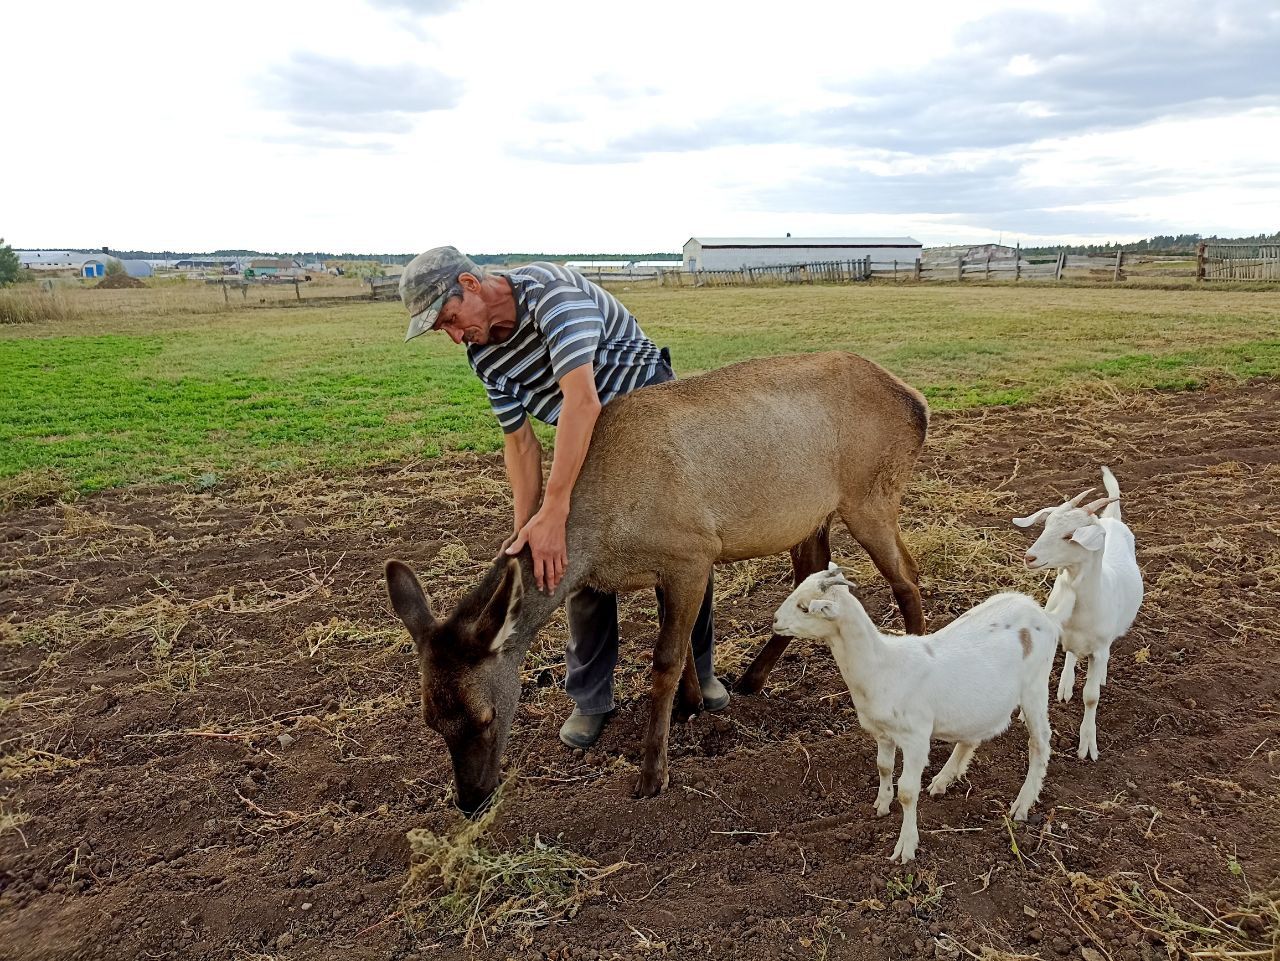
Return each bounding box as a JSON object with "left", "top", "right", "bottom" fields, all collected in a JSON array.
[{"left": 1, "top": 0, "right": 1276, "bottom": 252}]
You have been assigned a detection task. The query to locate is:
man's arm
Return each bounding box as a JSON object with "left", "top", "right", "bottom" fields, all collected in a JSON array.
[
  {"left": 502, "top": 420, "right": 543, "bottom": 544},
  {"left": 505, "top": 365, "right": 601, "bottom": 592}
]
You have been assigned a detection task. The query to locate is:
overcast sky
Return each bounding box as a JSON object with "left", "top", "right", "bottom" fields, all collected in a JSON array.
[{"left": 4, "top": 0, "right": 1277, "bottom": 253}]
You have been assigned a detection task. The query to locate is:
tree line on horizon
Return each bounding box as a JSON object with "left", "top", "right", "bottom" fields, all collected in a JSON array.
[
  {"left": 10, "top": 248, "right": 684, "bottom": 266},
  {"left": 11, "top": 231, "right": 1279, "bottom": 264},
  {"left": 1020, "top": 231, "right": 1280, "bottom": 256}
]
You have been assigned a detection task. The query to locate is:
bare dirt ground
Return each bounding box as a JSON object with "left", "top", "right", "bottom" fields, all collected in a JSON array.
[{"left": 2, "top": 380, "right": 1278, "bottom": 961}]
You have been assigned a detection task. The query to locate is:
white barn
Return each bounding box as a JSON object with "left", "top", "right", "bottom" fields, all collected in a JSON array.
[
  {"left": 683, "top": 236, "right": 922, "bottom": 271},
  {"left": 17, "top": 250, "right": 111, "bottom": 278}
]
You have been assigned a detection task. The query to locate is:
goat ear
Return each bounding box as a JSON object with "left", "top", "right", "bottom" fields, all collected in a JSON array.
[
  {"left": 1070, "top": 524, "right": 1106, "bottom": 551},
  {"left": 385, "top": 560, "right": 438, "bottom": 647},
  {"left": 474, "top": 558, "right": 524, "bottom": 653},
  {"left": 807, "top": 599, "right": 838, "bottom": 619},
  {"left": 1012, "top": 507, "right": 1054, "bottom": 528},
  {"left": 1083, "top": 496, "right": 1119, "bottom": 516}
]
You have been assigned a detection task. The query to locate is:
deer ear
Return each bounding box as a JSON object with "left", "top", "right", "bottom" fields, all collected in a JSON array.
[
  {"left": 476, "top": 558, "right": 524, "bottom": 653},
  {"left": 1012, "top": 507, "right": 1054, "bottom": 528},
  {"left": 1071, "top": 524, "right": 1106, "bottom": 551},
  {"left": 385, "top": 560, "right": 437, "bottom": 646}
]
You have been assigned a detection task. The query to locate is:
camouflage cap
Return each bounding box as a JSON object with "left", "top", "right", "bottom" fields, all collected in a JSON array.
[{"left": 399, "top": 246, "right": 481, "bottom": 342}]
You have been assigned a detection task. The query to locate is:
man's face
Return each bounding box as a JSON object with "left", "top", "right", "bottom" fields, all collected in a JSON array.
[{"left": 434, "top": 282, "right": 492, "bottom": 346}]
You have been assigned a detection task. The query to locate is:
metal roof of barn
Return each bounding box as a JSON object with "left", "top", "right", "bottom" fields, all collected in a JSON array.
[
  {"left": 687, "top": 237, "right": 921, "bottom": 247},
  {"left": 686, "top": 237, "right": 921, "bottom": 248},
  {"left": 17, "top": 250, "right": 107, "bottom": 267}
]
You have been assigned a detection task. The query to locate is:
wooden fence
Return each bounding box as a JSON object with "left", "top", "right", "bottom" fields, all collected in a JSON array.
[
  {"left": 656, "top": 251, "right": 1196, "bottom": 288},
  {"left": 367, "top": 276, "right": 401, "bottom": 299},
  {"left": 1198, "top": 242, "right": 1280, "bottom": 281},
  {"left": 659, "top": 259, "right": 873, "bottom": 287}
]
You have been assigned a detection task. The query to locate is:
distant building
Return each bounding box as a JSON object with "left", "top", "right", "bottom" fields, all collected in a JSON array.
[
  {"left": 173, "top": 256, "right": 244, "bottom": 270},
  {"left": 923, "top": 243, "right": 1020, "bottom": 262},
  {"left": 17, "top": 250, "right": 110, "bottom": 278},
  {"left": 682, "top": 237, "right": 923, "bottom": 271},
  {"left": 564, "top": 260, "right": 631, "bottom": 274},
  {"left": 120, "top": 259, "right": 153, "bottom": 278},
  {"left": 630, "top": 261, "right": 683, "bottom": 272},
  {"left": 563, "top": 260, "right": 683, "bottom": 278},
  {"left": 246, "top": 258, "right": 303, "bottom": 277}
]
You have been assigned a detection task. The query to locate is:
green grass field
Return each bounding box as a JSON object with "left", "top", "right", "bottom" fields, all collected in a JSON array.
[{"left": 1, "top": 282, "right": 1277, "bottom": 495}]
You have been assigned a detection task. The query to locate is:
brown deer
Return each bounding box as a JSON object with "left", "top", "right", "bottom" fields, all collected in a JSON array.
[{"left": 385, "top": 351, "right": 928, "bottom": 813}]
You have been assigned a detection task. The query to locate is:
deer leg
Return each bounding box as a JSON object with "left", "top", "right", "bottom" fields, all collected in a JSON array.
[
  {"left": 634, "top": 570, "right": 708, "bottom": 798},
  {"left": 657, "top": 585, "right": 705, "bottom": 720},
  {"left": 736, "top": 525, "right": 831, "bottom": 694},
  {"left": 845, "top": 507, "right": 924, "bottom": 635},
  {"left": 675, "top": 642, "right": 703, "bottom": 720}
]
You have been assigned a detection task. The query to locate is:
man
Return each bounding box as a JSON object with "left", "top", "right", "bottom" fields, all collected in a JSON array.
[{"left": 399, "top": 246, "right": 728, "bottom": 748}]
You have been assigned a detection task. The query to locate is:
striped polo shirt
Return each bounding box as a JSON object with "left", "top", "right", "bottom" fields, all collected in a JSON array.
[{"left": 467, "top": 263, "right": 665, "bottom": 432}]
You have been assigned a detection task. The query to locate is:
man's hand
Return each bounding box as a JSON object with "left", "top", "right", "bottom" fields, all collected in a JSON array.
[
  {"left": 500, "top": 367, "right": 598, "bottom": 595},
  {"left": 505, "top": 503, "right": 569, "bottom": 593}
]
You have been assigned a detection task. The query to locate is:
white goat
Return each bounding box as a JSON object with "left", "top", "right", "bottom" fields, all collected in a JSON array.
[
  {"left": 772, "top": 564, "right": 1074, "bottom": 863},
  {"left": 1013, "top": 466, "right": 1143, "bottom": 761}
]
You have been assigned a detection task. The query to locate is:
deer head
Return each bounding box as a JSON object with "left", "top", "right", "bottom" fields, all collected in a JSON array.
[{"left": 384, "top": 556, "right": 531, "bottom": 815}]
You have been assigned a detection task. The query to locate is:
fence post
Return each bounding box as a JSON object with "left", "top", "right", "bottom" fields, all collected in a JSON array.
[
  {"left": 1196, "top": 242, "right": 1206, "bottom": 282},
  {"left": 294, "top": 278, "right": 301, "bottom": 301},
  {"left": 913, "top": 258, "right": 921, "bottom": 282},
  {"left": 985, "top": 255, "right": 991, "bottom": 280},
  {"left": 1054, "top": 251, "right": 1065, "bottom": 281},
  {"left": 956, "top": 256, "right": 963, "bottom": 282},
  {"left": 222, "top": 279, "right": 228, "bottom": 304},
  {"left": 1113, "top": 250, "right": 1123, "bottom": 283}
]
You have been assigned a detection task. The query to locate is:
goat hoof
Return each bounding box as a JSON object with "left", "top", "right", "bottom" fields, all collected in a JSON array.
[{"left": 874, "top": 800, "right": 892, "bottom": 817}]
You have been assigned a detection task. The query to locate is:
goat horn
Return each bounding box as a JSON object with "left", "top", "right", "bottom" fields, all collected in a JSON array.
[
  {"left": 1065, "top": 488, "right": 1095, "bottom": 508},
  {"left": 1083, "top": 496, "right": 1119, "bottom": 515}
]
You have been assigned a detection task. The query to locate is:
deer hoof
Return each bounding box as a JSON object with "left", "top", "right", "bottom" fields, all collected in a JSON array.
[
  {"left": 732, "top": 673, "right": 766, "bottom": 695},
  {"left": 633, "top": 768, "right": 669, "bottom": 798},
  {"left": 673, "top": 696, "right": 704, "bottom": 722}
]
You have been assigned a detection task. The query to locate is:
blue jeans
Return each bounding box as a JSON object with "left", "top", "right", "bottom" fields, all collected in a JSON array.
[{"left": 564, "top": 350, "right": 717, "bottom": 714}]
